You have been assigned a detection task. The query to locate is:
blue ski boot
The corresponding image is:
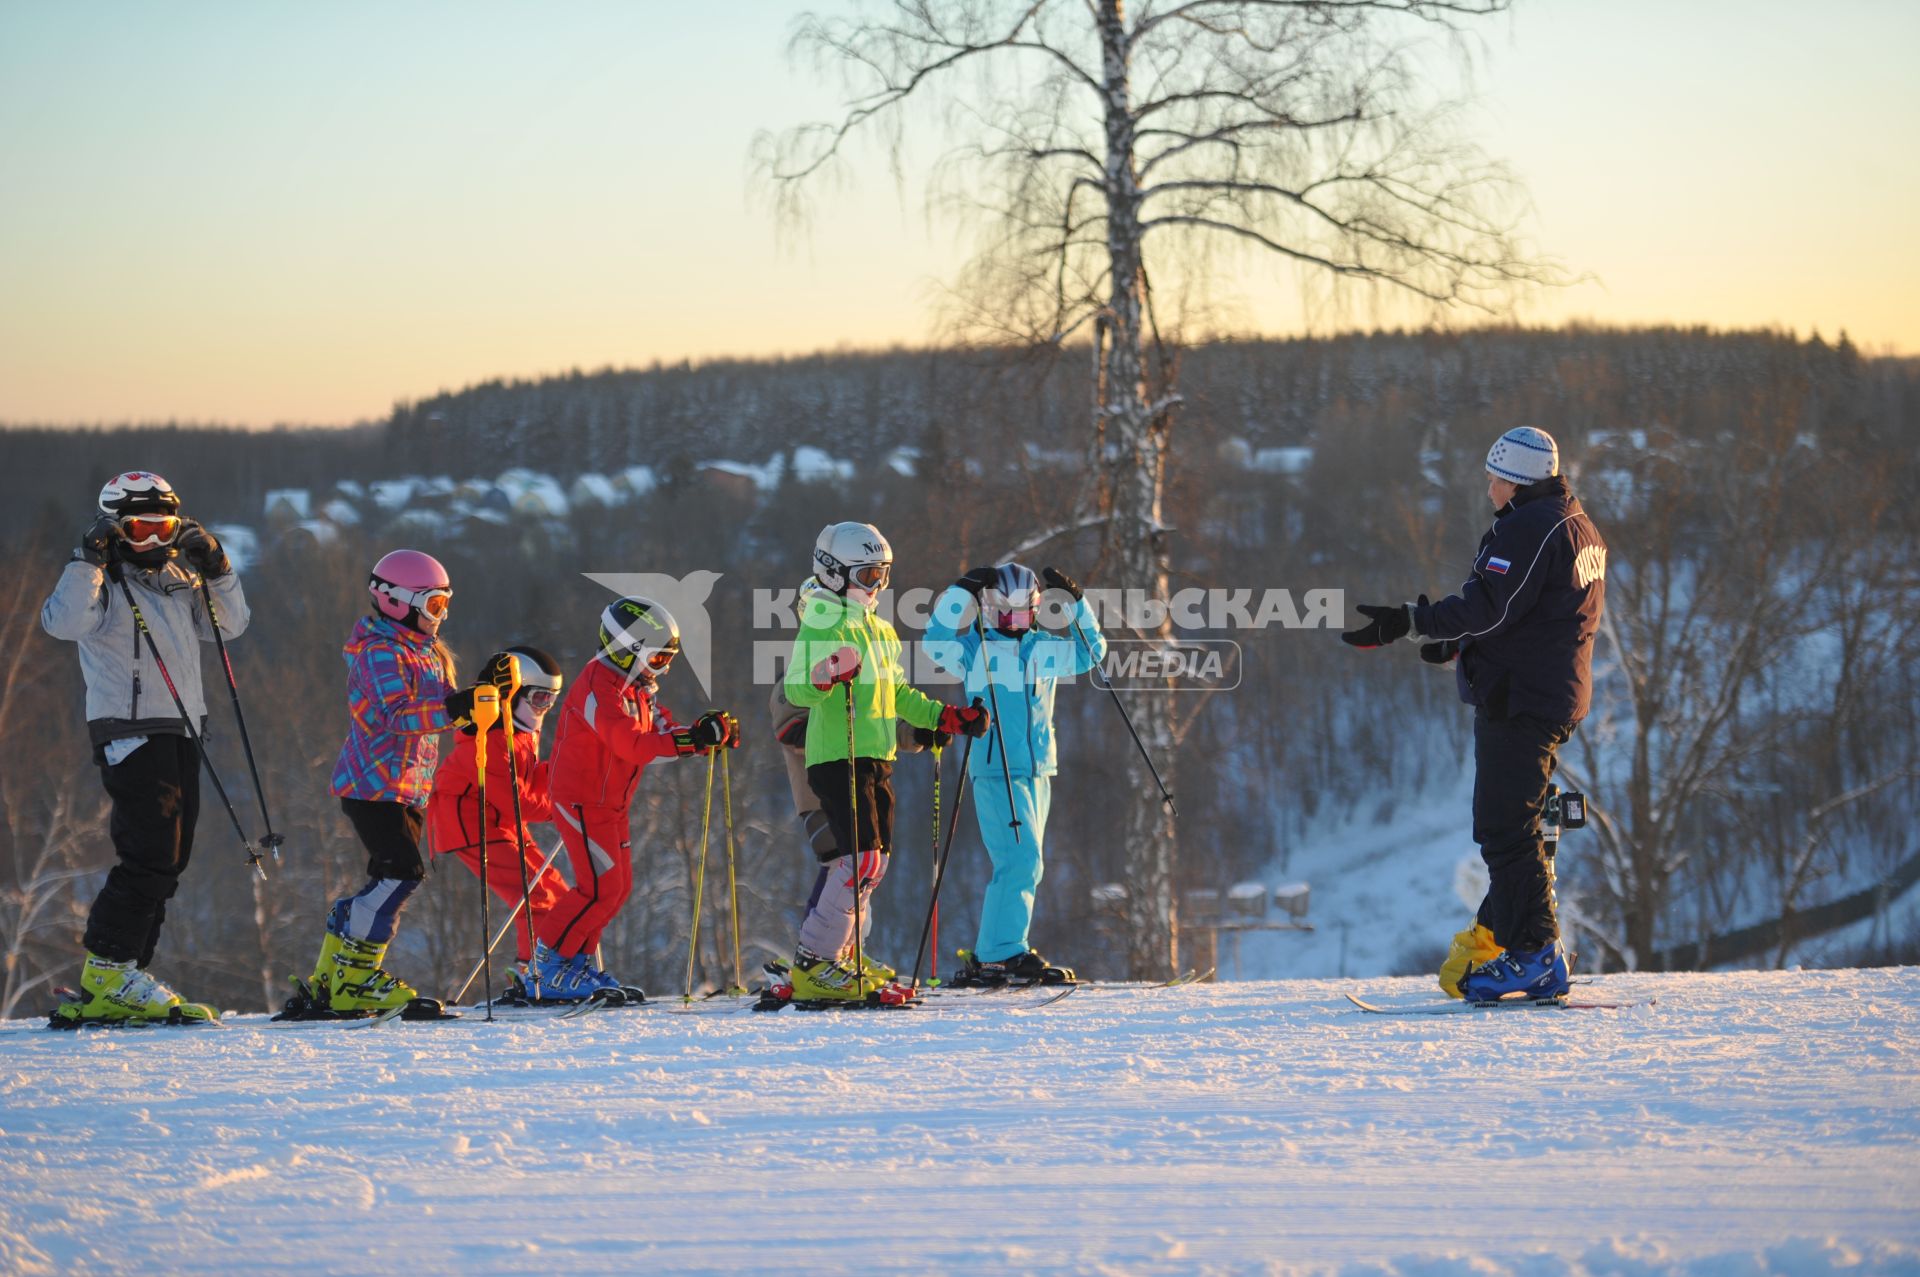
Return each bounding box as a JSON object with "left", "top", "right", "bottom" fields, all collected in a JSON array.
[
  {"left": 1458, "top": 940, "right": 1570, "bottom": 1003},
  {"left": 530, "top": 941, "right": 588, "bottom": 1002},
  {"left": 571, "top": 957, "right": 623, "bottom": 1000}
]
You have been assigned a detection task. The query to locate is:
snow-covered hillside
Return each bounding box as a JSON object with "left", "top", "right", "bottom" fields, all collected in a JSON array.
[{"left": 2, "top": 969, "right": 1916, "bottom": 1276}]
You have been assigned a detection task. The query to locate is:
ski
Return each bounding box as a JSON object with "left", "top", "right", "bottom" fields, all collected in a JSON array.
[
  {"left": 48, "top": 1006, "right": 224, "bottom": 1031},
  {"left": 270, "top": 976, "right": 457, "bottom": 1026},
  {"left": 1004, "top": 984, "right": 1078, "bottom": 1011},
  {"left": 557, "top": 988, "right": 627, "bottom": 1019},
  {"left": 1344, "top": 992, "right": 1656, "bottom": 1016},
  {"left": 45, "top": 985, "right": 224, "bottom": 1030}
]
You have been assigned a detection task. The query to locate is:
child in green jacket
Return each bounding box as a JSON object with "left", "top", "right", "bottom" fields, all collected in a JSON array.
[{"left": 782, "top": 522, "right": 988, "bottom": 1002}]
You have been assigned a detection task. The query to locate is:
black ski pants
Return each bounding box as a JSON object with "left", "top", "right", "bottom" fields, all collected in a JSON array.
[
  {"left": 83, "top": 734, "right": 200, "bottom": 966},
  {"left": 807, "top": 758, "right": 895, "bottom": 857},
  {"left": 1471, "top": 711, "right": 1575, "bottom": 953}
]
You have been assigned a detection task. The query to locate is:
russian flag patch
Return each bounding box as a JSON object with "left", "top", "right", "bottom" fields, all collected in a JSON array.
[{"left": 1486, "top": 556, "right": 1511, "bottom": 575}]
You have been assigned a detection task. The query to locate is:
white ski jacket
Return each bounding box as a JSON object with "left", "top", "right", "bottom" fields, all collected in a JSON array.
[{"left": 40, "top": 557, "right": 251, "bottom": 747}]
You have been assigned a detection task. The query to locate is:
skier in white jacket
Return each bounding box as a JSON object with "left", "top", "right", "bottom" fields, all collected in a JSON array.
[{"left": 40, "top": 471, "right": 249, "bottom": 1026}]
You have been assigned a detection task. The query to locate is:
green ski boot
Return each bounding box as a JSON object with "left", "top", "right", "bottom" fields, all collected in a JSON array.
[
  {"left": 315, "top": 933, "right": 417, "bottom": 1014},
  {"left": 50, "top": 953, "right": 219, "bottom": 1028}
]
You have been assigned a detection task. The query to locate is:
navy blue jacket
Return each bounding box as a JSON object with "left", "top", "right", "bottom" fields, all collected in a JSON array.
[{"left": 1413, "top": 475, "right": 1607, "bottom": 724}]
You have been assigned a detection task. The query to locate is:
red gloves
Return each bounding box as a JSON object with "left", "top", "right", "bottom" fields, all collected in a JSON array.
[
  {"left": 811, "top": 646, "right": 861, "bottom": 691},
  {"left": 937, "top": 703, "right": 991, "bottom": 738}
]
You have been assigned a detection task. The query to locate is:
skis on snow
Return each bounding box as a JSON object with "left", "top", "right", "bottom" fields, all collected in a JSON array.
[{"left": 1344, "top": 991, "right": 1656, "bottom": 1015}]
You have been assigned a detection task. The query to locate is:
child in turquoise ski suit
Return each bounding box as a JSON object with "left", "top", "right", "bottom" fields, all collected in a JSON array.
[{"left": 923, "top": 563, "right": 1105, "bottom": 972}]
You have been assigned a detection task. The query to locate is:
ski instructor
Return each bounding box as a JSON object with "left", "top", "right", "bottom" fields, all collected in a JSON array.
[
  {"left": 1340, "top": 427, "right": 1607, "bottom": 1003},
  {"left": 40, "top": 471, "right": 250, "bottom": 1025}
]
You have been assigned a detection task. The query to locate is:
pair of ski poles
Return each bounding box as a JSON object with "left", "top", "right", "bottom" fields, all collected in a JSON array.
[
  {"left": 902, "top": 590, "right": 1176, "bottom": 987},
  {"left": 114, "top": 571, "right": 282, "bottom": 880},
  {"left": 684, "top": 740, "right": 746, "bottom": 1002},
  {"left": 449, "top": 661, "right": 553, "bottom": 1021}
]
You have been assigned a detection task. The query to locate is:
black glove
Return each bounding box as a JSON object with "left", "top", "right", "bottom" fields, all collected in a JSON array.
[
  {"left": 1340, "top": 601, "right": 1415, "bottom": 649},
  {"left": 443, "top": 687, "right": 477, "bottom": 730},
  {"left": 953, "top": 566, "right": 998, "bottom": 597},
  {"left": 78, "top": 516, "right": 125, "bottom": 568},
  {"left": 174, "top": 519, "right": 230, "bottom": 579},
  {"left": 478, "top": 650, "right": 519, "bottom": 691},
  {"left": 685, "top": 710, "right": 738, "bottom": 752},
  {"left": 1420, "top": 639, "right": 1460, "bottom": 666},
  {"left": 1041, "top": 566, "right": 1083, "bottom": 601},
  {"left": 911, "top": 725, "right": 953, "bottom": 750},
  {"left": 775, "top": 715, "right": 808, "bottom": 749}
]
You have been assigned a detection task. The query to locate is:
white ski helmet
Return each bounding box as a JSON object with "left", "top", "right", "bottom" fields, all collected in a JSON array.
[
  {"left": 98, "top": 470, "right": 181, "bottom": 521},
  {"left": 499, "top": 644, "right": 564, "bottom": 730},
  {"left": 98, "top": 470, "right": 183, "bottom": 563},
  {"left": 599, "top": 596, "right": 681, "bottom": 677},
  {"left": 812, "top": 522, "right": 892, "bottom": 595},
  {"left": 982, "top": 562, "right": 1040, "bottom": 635}
]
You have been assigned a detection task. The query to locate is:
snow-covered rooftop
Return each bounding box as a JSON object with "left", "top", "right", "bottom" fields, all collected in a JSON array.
[{"left": 262, "top": 488, "right": 310, "bottom": 519}]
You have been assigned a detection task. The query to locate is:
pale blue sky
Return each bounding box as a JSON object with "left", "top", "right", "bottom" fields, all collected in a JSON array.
[{"left": 2, "top": 1, "right": 1915, "bottom": 425}]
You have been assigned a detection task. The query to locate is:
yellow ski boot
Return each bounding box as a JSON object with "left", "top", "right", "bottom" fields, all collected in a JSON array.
[
  {"left": 788, "top": 954, "right": 884, "bottom": 1004},
  {"left": 316, "top": 933, "right": 417, "bottom": 1015},
  {"left": 50, "top": 953, "right": 219, "bottom": 1027},
  {"left": 846, "top": 949, "right": 897, "bottom": 984}
]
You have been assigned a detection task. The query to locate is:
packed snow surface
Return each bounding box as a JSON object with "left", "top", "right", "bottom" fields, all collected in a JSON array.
[{"left": 2, "top": 969, "right": 1916, "bottom": 1276}]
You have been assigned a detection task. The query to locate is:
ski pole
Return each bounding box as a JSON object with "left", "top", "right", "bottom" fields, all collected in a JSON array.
[
  {"left": 909, "top": 718, "right": 978, "bottom": 990},
  {"left": 495, "top": 662, "right": 540, "bottom": 998},
  {"left": 449, "top": 836, "right": 565, "bottom": 1004},
  {"left": 973, "top": 613, "right": 1022, "bottom": 844},
  {"left": 1079, "top": 611, "right": 1176, "bottom": 816},
  {"left": 683, "top": 747, "right": 717, "bottom": 1003},
  {"left": 112, "top": 574, "right": 265, "bottom": 880},
  {"left": 470, "top": 684, "right": 502, "bottom": 1022},
  {"left": 845, "top": 677, "right": 866, "bottom": 995},
  {"left": 721, "top": 743, "right": 745, "bottom": 996},
  {"left": 930, "top": 739, "right": 942, "bottom": 984},
  {"left": 196, "top": 579, "right": 283, "bottom": 862}
]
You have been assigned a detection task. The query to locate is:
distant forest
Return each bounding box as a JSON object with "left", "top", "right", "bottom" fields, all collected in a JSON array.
[{"left": 3, "top": 325, "right": 1917, "bottom": 1015}]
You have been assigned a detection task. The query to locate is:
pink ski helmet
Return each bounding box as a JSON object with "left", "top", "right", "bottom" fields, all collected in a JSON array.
[{"left": 369, "top": 549, "right": 451, "bottom": 631}]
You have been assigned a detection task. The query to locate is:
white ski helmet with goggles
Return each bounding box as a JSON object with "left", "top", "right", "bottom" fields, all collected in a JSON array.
[
  {"left": 982, "top": 562, "right": 1040, "bottom": 635},
  {"left": 813, "top": 522, "right": 892, "bottom": 599},
  {"left": 98, "top": 471, "right": 183, "bottom": 559},
  {"left": 498, "top": 644, "right": 564, "bottom": 731},
  {"left": 599, "top": 596, "right": 680, "bottom": 677}
]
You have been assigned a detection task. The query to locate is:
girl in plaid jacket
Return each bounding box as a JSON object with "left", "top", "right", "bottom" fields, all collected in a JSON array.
[{"left": 300, "top": 549, "right": 479, "bottom": 1017}]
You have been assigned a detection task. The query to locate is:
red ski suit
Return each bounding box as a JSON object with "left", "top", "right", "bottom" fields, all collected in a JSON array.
[
  {"left": 537, "top": 657, "right": 685, "bottom": 958},
  {"left": 426, "top": 726, "right": 567, "bottom": 961}
]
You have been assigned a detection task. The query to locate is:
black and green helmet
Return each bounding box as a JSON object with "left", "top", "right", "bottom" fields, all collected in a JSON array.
[{"left": 598, "top": 596, "right": 681, "bottom": 675}]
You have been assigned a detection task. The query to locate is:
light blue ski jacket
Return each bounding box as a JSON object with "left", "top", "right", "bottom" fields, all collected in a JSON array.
[{"left": 922, "top": 586, "right": 1106, "bottom": 779}]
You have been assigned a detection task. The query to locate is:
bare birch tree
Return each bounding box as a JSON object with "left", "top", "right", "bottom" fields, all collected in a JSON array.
[{"left": 761, "top": 0, "right": 1554, "bottom": 975}]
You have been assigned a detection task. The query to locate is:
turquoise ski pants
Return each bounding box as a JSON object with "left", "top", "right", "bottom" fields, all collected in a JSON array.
[{"left": 972, "top": 775, "right": 1052, "bottom": 962}]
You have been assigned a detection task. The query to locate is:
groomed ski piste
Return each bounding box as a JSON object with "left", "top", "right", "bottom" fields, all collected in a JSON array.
[{"left": 2, "top": 969, "right": 1916, "bottom": 1276}]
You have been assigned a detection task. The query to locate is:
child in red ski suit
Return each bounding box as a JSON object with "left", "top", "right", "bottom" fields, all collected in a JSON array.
[
  {"left": 426, "top": 646, "right": 568, "bottom": 989},
  {"left": 531, "top": 596, "right": 738, "bottom": 998}
]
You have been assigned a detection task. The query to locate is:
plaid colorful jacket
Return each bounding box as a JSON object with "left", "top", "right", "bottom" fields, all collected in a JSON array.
[{"left": 329, "top": 614, "right": 454, "bottom": 806}]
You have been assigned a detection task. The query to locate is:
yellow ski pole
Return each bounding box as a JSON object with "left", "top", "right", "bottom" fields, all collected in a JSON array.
[
  {"left": 683, "top": 747, "right": 717, "bottom": 1003},
  {"left": 722, "top": 743, "right": 745, "bottom": 996},
  {"left": 470, "top": 684, "right": 501, "bottom": 1022},
  {"left": 494, "top": 660, "right": 540, "bottom": 997}
]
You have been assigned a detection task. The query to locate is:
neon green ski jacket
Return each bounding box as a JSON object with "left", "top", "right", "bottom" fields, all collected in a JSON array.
[{"left": 783, "top": 588, "right": 944, "bottom": 766}]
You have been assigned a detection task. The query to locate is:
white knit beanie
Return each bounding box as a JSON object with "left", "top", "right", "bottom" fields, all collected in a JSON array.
[{"left": 1485, "top": 427, "right": 1559, "bottom": 485}]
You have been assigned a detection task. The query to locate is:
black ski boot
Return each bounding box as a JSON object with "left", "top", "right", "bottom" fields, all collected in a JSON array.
[{"left": 954, "top": 949, "right": 1076, "bottom": 987}]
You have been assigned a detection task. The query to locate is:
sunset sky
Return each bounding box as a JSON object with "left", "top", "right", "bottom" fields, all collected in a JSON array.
[{"left": 2, "top": 0, "right": 1915, "bottom": 427}]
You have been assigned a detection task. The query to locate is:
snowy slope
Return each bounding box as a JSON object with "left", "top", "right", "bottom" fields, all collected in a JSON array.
[
  {"left": 2, "top": 970, "right": 1917, "bottom": 1276},
  {"left": 1234, "top": 768, "right": 1484, "bottom": 981}
]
